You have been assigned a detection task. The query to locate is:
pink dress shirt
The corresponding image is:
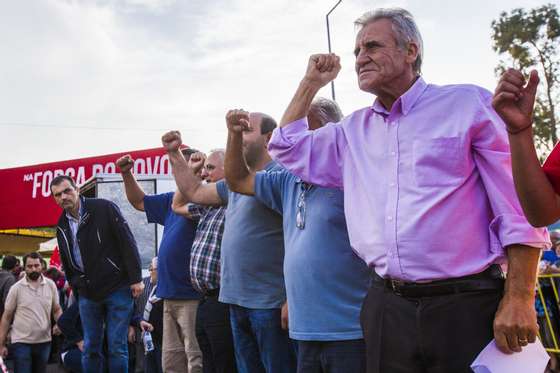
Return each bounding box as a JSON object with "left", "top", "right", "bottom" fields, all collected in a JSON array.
[{"left": 268, "top": 77, "right": 550, "bottom": 281}]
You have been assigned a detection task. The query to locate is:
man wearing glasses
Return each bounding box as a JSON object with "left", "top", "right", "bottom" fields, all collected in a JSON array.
[{"left": 223, "top": 98, "right": 371, "bottom": 373}]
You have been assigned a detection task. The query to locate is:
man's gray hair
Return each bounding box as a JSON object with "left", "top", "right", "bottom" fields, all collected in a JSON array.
[
  {"left": 354, "top": 8, "right": 423, "bottom": 74},
  {"left": 309, "top": 97, "right": 343, "bottom": 125}
]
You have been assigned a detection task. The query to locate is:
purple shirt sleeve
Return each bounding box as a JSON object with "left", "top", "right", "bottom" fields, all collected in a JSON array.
[
  {"left": 268, "top": 117, "right": 346, "bottom": 189},
  {"left": 471, "top": 91, "right": 549, "bottom": 250}
]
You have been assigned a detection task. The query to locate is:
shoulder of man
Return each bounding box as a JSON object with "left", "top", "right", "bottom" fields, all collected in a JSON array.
[{"left": 425, "top": 82, "right": 491, "bottom": 104}]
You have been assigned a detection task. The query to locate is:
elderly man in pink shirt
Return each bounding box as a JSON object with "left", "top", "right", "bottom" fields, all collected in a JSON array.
[{"left": 265, "top": 7, "right": 550, "bottom": 373}]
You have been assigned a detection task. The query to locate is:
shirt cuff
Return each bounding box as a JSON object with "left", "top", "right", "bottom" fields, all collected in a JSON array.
[
  {"left": 489, "top": 213, "right": 551, "bottom": 250},
  {"left": 270, "top": 117, "right": 309, "bottom": 146}
]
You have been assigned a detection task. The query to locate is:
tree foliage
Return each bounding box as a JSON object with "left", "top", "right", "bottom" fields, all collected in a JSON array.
[{"left": 492, "top": 4, "right": 560, "bottom": 157}]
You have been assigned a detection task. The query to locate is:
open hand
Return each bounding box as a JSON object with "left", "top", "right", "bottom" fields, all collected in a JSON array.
[{"left": 493, "top": 295, "right": 538, "bottom": 353}]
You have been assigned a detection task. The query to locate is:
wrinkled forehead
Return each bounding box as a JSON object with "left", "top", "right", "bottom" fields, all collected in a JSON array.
[
  {"left": 52, "top": 180, "right": 74, "bottom": 193},
  {"left": 355, "top": 18, "right": 398, "bottom": 47}
]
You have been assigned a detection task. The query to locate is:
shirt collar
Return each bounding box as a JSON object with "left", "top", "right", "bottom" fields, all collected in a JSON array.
[
  {"left": 264, "top": 160, "right": 277, "bottom": 172},
  {"left": 371, "top": 76, "right": 428, "bottom": 117},
  {"left": 65, "top": 199, "right": 84, "bottom": 222},
  {"left": 22, "top": 275, "right": 46, "bottom": 287}
]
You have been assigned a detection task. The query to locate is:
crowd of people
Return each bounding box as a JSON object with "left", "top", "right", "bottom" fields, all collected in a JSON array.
[{"left": 2, "top": 5, "right": 560, "bottom": 373}]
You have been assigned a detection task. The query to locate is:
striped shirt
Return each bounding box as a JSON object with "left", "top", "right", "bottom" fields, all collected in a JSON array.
[{"left": 188, "top": 204, "right": 226, "bottom": 294}]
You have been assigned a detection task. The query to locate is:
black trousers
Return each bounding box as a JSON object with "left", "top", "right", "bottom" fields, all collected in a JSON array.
[
  {"left": 195, "top": 294, "right": 237, "bottom": 373},
  {"left": 360, "top": 281, "right": 503, "bottom": 373}
]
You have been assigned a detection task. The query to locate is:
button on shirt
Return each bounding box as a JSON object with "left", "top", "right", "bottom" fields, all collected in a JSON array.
[
  {"left": 268, "top": 77, "right": 550, "bottom": 282},
  {"left": 187, "top": 204, "right": 227, "bottom": 294},
  {"left": 255, "top": 169, "right": 370, "bottom": 341},
  {"left": 66, "top": 204, "right": 84, "bottom": 271}
]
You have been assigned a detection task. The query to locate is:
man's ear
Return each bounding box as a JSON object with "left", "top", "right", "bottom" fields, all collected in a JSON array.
[
  {"left": 405, "top": 42, "right": 419, "bottom": 67},
  {"left": 264, "top": 132, "right": 273, "bottom": 146}
]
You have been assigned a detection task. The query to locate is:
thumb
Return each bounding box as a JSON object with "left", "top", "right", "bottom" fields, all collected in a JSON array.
[{"left": 525, "top": 70, "right": 539, "bottom": 98}]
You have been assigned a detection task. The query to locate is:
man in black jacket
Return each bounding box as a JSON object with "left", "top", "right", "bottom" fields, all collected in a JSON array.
[{"left": 51, "top": 175, "right": 143, "bottom": 373}]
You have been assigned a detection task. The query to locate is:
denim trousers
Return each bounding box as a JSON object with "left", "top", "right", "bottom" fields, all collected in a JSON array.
[
  {"left": 11, "top": 342, "right": 51, "bottom": 373},
  {"left": 79, "top": 287, "right": 133, "bottom": 373},
  {"left": 229, "top": 305, "right": 296, "bottom": 373},
  {"left": 296, "top": 339, "right": 366, "bottom": 373}
]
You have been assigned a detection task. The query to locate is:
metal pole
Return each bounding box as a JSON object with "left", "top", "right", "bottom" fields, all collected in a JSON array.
[{"left": 326, "top": 0, "right": 342, "bottom": 101}]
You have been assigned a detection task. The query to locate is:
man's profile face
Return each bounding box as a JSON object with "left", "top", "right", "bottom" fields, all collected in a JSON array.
[
  {"left": 51, "top": 180, "right": 80, "bottom": 212},
  {"left": 354, "top": 19, "right": 410, "bottom": 94},
  {"left": 201, "top": 152, "right": 225, "bottom": 183},
  {"left": 242, "top": 113, "right": 266, "bottom": 164}
]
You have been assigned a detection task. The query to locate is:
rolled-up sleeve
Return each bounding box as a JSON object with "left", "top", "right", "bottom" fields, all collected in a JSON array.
[
  {"left": 268, "top": 117, "right": 346, "bottom": 189},
  {"left": 472, "top": 90, "right": 550, "bottom": 250}
]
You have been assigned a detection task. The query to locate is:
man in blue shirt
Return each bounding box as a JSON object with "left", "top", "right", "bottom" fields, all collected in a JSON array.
[
  {"left": 224, "top": 99, "right": 370, "bottom": 373},
  {"left": 161, "top": 114, "right": 296, "bottom": 373},
  {"left": 117, "top": 150, "right": 202, "bottom": 373}
]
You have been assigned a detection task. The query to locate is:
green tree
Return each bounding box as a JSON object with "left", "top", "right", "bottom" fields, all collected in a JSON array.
[{"left": 491, "top": 4, "right": 560, "bottom": 156}]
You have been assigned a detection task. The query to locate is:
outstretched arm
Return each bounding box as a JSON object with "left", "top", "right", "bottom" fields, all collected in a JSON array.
[
  {"left": 493, "top": 68, "right": 560, "bottom": 226},
  {"left": 224, "top": 109, "right": 255, "bottom": 196},
  {"left": 162, "top": 131, "right": 223, "bottom": 206},
  {"left": 116, "top": 155, "right": 145, "bottom": 211}
]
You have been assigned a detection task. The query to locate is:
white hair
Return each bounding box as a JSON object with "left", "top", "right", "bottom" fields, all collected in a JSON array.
[{"left": 355, "top": 7, "right": 424, "bottom": 74}]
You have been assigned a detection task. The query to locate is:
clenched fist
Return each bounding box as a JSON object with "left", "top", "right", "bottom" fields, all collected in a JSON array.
[
  {"left": 188, "top": 151, "right": 207, "bottom": 174},
  {"left": 492, "top": 69, "right": 539, "bottom": 134},
  {"left": 161, "top": 131, "right": 182, "bottom": 152},
  {"left": 303, "top": 53, "right": 341, "bottom": 89},
  {"left": 116, "top": 155, "right": 134, "bottom": 174},
  {"left": 226, "top": 109, "right": 251, "bottom": 133}
]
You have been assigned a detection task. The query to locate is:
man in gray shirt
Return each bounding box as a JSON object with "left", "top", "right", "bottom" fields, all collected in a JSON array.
[{"left": 161, "top": 113, "right": 296, "bottom": 373}]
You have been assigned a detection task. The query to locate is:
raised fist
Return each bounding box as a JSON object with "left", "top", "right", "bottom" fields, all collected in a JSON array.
[
  {"left": 116, "top": 155, "right": 134, "bottom": 174},
  {"left": 226, "top": 109, "right": 251, "bottom": 133},
  {"left": 161, "top": 131, "right": 182, "bottom": 152},
  {"left": 303, "top": 53, "right": 341, "bottom": 88},
  {"left": 492, "top": 68, "right": 539, "bottom": 134},
  {"left": 188, "top": 151, "right": 207, "bottom": 174}
]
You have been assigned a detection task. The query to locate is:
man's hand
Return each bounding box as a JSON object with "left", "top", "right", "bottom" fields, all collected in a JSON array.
[
  {"left": 130, "top": 281, "right": 144, "bottom": 298},
  {"left": 76, "top": 340, "right": 85, "bottom": 352},
  {"left": 281, "top": 302, "right": 289, "bottom": 330},
  {"left": 188, "top": 152, "right": 207, "bottom": 175},
  {"left": 226, "top": 109, "right": 251, "bottom": 133},
  {"left": 140, "top": 320, "right": 154, "bottom": 332},
  {"left": 116, "top": 155, "right": 135, "bottom": 174},
  {"left": 128, "top": 326, "right": 136, "bottom": 344},
  {"left": 161, "top": 131, "right": 182, "bottom": 152},
  {"left": 303, "top": 53, "right": 341, "bottom": 89},
  {"left": 493, "top": 295, "right": 538, "bottom": 354},
  {"left": 492, "top": 69, "right": 539, "bottom": 133},
  {"left": 0, "top": 345, "right": 7, "bottom": 358}
]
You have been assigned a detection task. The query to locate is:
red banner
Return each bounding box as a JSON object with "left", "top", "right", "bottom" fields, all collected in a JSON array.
[{"left": 0, "top": 147, "right": 174, "bottom": 229}]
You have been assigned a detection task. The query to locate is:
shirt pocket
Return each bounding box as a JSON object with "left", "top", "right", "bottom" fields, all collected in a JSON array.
[{"left": 412, "top": 137, "right": 466, "bottom": 187}]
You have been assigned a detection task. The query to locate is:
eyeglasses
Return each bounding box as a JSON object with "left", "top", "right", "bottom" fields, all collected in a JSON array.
[{"left": 296, "top": 183, "right": 312, "bottom": 230}]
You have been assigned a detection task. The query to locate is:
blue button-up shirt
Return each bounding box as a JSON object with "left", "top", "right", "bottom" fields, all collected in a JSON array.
[{"left": 65, "top": 202, "right": 84, "bottom": 271}]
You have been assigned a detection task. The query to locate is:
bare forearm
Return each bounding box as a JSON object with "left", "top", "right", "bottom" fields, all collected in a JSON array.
[
  {"left": 504, "top": 244, "right": 540, "bottom": 301},
  {"left": 168, "top": 149, "right": 204, "bottom": 200},
  {"left": 0, "top": 313, "right": 12, "bottom": 346},
  {"left": 121, "top": 172, "right": 145, "bottom": 211},
  {"left": 280, "top": 79, "right": 321, "bottom": 127},
  {"left": 509, "top": 130, "right": 560, "bottom": 226},
  {"left": 225, "top": 131, "right": 255, "bottom": 195}
]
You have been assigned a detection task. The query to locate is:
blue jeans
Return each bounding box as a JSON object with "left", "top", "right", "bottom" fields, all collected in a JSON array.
[
  {"left": 296, "top": 339, "right": 366, "bottom": 373},
  {"left": 11, "top": 342, "right": 51, "bottom": 373},
  {"left": 229, "top": 305, "right": 296, "bottom": 373},
  {"left": 79, "top": 287, "right": 133, "bottom": 373}
]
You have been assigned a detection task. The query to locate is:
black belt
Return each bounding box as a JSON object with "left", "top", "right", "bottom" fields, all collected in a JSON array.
[{"left": 373, "top": 265, "right": 505, "bottom": 298}]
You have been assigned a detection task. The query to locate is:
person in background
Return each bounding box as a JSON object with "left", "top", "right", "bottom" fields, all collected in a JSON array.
[
  {"left": 0, "top": 252, "right": 63, "bottom": 373},
  {"left": 0, "top": 256, "right": 16, "bottom": 319}
]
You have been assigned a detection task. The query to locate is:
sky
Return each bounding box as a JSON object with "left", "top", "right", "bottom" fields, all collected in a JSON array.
[{"left": 0, "top": 0, "right": 549, "bottom": 169}]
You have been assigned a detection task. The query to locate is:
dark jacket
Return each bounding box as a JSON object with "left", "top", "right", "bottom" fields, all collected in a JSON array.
[
  {"left": 0, "top": 270, "right": 15, "bottom": 317},
  {"left": 56, "top": 197, "right": 142, "bottom": 301}
]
